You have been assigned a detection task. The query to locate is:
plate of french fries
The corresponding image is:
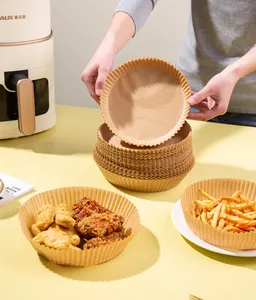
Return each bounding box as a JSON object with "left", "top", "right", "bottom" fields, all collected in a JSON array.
[
  {"left": 193, "top": 189, "right": 256, "bottom": 233},
  {"left": 172, "top": 199, "right": 256, "bottom": 256},
  {"left": 172, "top": 178, "right": 256, "bottom": 255}
]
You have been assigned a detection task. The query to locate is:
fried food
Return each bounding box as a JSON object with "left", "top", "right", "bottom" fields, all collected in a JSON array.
[
  {"left": 31, "top": 224, "right": 41, "bottom": 236},
  {"left": 76, "top": 212, "right": 124, "bottom": 237},
  {"left": 31, "top": 197, "right": 127, "bottom": 252},
  {"left": 84, "top": 232, "right": 124, "bottom": 249},
  {"left": 55, "top": 204, "right": 75, "bottom": 229},
  {"left": 33, "top": 225, "right": 70, "bottom": 250},
  {"left": 60, "top": 226, "right": 80, "bottom": 246},
  {"left": 71, "top": 197, "right": 110, "bottom": 222},
  {"left": 70, "top": 245, "right": 82, "bottom": 251},
  {"left": 32, "top": 203, "right": 80, "bottom": 249},
  {"left": 36, "top": 204, "right": 55, "bottom": 231},
  {"left": 71, "top": 197, "right": 125, "bottom": 238},
  {"left": 33, "top": 224, "right": 80, "bottom": 250},
  {"left": 193, "top": 189, "right": 256, "bottom": 232}
]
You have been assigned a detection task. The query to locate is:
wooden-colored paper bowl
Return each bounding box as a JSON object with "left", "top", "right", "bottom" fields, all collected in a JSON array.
[
  {"left": 19, "top": 186, "right": 140, "bottom": 266},
  {"left": 100, "top": 57, "right": 191, "bottom": 147}
]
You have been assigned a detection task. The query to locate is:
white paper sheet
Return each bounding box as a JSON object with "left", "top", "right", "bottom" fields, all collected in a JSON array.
[{"left": 0, "top": 172, "right": 34, "bottom": 206}]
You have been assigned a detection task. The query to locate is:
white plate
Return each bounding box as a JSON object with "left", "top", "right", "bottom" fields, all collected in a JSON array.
[{"left": 171, "top": 200, "right": 256, "bottom": 257}]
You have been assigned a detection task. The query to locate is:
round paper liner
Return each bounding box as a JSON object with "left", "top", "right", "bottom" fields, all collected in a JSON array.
[
  {"left": 100, "top": 57, "right": 191, "bottom": 147},
  {"left": 94, "top": 149, "right": 195, "bottom": 180},
  {"left": 96, "top": 122, "right": 193, "bottom": 160},
  {"left": 97, "top": 165, "right": 192, "bottom": 193},
  {"left": 181, "top": 178, "right": 256, "bottom": 250},
  {"left": 102, "top": 122, "right": 192, "bottom": 151},
  {"left": 93, "top": 147, "right": 195, "bottom": 180},
  {"left": 96, "top": 143, "right": 193, "bottom": 169},
  {"left": 19, "top": 186, "right": 140, "bottom": 267}
]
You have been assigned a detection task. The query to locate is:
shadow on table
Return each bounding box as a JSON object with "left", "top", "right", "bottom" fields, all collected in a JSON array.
[
  {"left": 184, "top": 238, "right": 256, "bottom": 271},
  {"left": 191, "top": 120, "right": 244, "bottom": 157},
  {"left": 39, "top": 226, "right": 160, "bottom": 282},
  {"left": 0, "top": 200, "right": 21, "bottom": 219},
  {"left": 0, "top": 107, "right": 102, "bottom": 156},
  {"left": 116, "top": 161, "right": 256, "bottom": 203}
]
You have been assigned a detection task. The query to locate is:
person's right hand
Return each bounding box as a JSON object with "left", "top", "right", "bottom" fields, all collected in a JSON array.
[
  {"left": 81, "top": 49, "right": 115, "bottom": 104},
  {"left": 81, "top": 11, "right": 136, "bottom": 104}
]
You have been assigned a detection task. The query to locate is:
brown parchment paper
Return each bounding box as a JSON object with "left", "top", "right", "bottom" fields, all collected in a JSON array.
[
  {"left": 100, "top": 57, "right": 191, "bottom": 146},
  {"left": 96, "top": 164, "right": 193, "bottom": 193},
  {"left": 96, "top": 122, "right": 193, "bottom": 160},
  {"left": 19, "top": 186, "right": 140, "bottom": 266},
  {"left": 181, "top": 178, "right": 256, "bottom": 250},
  {"left": 93, "top": 147, "right": 195, "bottom": 179}
]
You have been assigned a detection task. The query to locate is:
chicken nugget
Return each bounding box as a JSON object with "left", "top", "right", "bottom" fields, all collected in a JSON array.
[
  {"left": 55, "top": 204, "right": 75, "bottom": 229},
  {"left": 58, "top": 226, "right": 81, "bottom": 246},
  {"left": 31, "top": 224, "right": 41, "bottom": 237},
  {"left": 36, "top": 204, "right": 55, "bottom": 231},
  {"left": 33, "top": 225, "right": 70, "bottom": 250}
]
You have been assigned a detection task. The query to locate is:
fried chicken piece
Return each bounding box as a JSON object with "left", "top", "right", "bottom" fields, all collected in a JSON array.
[
  {"left": 70, "top": 245, "right": 82, "bottom": 251},
  {"left": 76, "top": 212, "right": 124, "bottom": 237},
  {"left": 33, "top": 225, "right": 70, "bottom": 250},
  {"left": 59, "top": 226, "right": 80, "bottom": 246},
  {"left": 84, "top": 232, "right": 124, "bottom": 249},
  {"left": 31, "top": 224, "right": 41, "bottom": 237},
  {"left": 36, "top": 204, "right": 55, "bottom": 231},
  {"left": 33, "top": 224, "right": 81, "bottom": 249},
  {"left": 71, "top": 197, "right": 110, "bottom": 223},
  {"left": 55, "top": 204, "right": 75, "bottom": 229},
  {"left": 70, "top": 235, "right": 80, "bottom": 246}
]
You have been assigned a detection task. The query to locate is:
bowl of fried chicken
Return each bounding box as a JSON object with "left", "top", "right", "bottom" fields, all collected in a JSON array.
[{"left": 19, "top": 186, "right": 140, "bottom": 266}]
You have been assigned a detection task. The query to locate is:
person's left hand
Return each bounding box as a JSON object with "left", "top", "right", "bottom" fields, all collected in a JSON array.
[{"left": 187, "top": 71, "right": 239, "bottom": 121}]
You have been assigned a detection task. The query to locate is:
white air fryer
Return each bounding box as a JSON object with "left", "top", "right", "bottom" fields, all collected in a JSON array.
[{"left": 0, "top": 0, "right": 56, "bottom": 139}]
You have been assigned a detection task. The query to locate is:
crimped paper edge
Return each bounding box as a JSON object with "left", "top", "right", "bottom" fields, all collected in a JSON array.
[
  {"left": 100, "top": 57, "right": 191, "bottom": 147},
  {"left": 181, "top": 178, "right": 256, "bottom": 250},
  {"left": 19, "top": 186, "right": 141, "bottom": 266},
  {"left": 97, "top": 165, "right": 191, "bottom": 193},
  {"left": 97, "top": 122, "right": 193, "bottom": 157},
  {"left": 94, "top": 148, "right": 195, "bottom": 180},
  {"left": 96, "top": 143, "right": 193, "bottom": 168}
]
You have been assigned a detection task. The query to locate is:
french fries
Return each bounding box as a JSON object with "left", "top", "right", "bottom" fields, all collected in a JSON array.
[{"left": 192, "top": 189, "right": 256, "bottom": 233}]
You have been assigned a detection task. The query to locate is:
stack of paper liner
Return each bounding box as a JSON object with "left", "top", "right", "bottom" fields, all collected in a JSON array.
[
  {"left": 19, "top": 186, "right": 140, "bottom": 266},
  {"left": 181, "top": 178, "right": 256, "bottom": 250},
  {"left": 94, "top": 57, "right": 194, "bottom": 192}
]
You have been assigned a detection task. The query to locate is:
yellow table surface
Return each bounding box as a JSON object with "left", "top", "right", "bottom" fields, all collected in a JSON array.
[{"left": 1, "top": 105, "right": 256, "bottom": 300}]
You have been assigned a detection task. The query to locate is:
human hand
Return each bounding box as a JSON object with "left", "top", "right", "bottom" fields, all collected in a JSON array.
[
  {"left": 187, "top": 71, "right": 239, "bottom": 121},
  {"left": 81, "top": 49, "right": 115, "bottom": 104}
]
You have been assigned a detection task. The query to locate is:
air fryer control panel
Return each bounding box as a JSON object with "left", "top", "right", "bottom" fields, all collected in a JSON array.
[{"left": 0, "top": 70, "right": 49, "bottom": 122}]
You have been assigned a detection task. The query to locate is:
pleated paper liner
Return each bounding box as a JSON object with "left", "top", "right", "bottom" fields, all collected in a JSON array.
[
  {"left": 108, "top": 125, "right": 189, "bottom": 149},
  {"left": 94, "top": 148, "right": 195, "bottom": 179},
  {"left": 94, "top": 149, "right": 195, "bottom": 180},
  {"left": 93, "top": 147, "right": 195, "bottom": 179},
  {"left": 96, "top": 143, "right": 193, "bottom": 169},
  {"left": 96, "top": 122, "right": 193, "bottom": 159},
  {"left": 19, "top": 186, "right": 140, "bottom": 267},
  {"left": 100, "top": 57, "right": 191, "bottom": 147},
  {"left": 181, "top": 178, "right": 256, "bottom": 250},
  {"left": 96, "top": 164, "right": 193, "bottom": 193}
]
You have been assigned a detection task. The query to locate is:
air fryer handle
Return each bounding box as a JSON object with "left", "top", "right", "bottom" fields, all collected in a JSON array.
[{"left": 16, "top": 78, "right": 36, "bottom": 135}]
